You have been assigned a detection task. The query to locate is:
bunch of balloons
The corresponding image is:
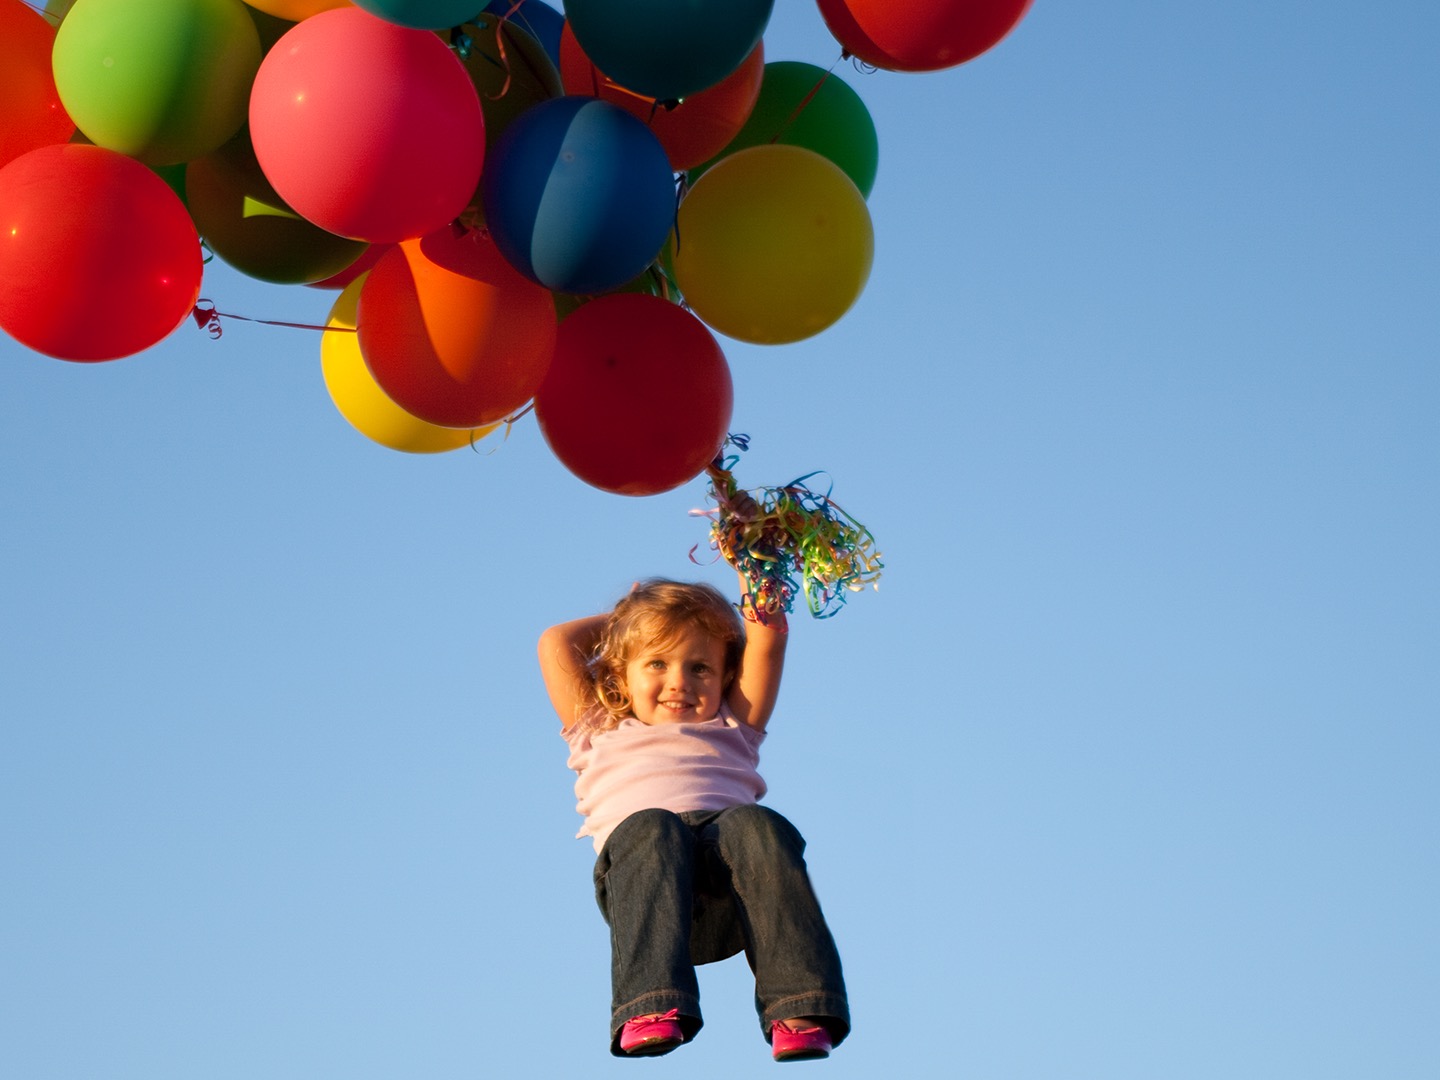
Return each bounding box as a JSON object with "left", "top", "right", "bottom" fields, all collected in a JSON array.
[{"left": 0, "top": 0, "right": 1032, "bottom": 493}]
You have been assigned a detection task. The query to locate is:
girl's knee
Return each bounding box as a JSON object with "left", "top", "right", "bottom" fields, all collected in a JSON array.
[
  {"left": 595, "top": 809, "right": 695, "bottom": 907},
  {"left": 715, "top": 804, "right": 806, "bottom": 859}
]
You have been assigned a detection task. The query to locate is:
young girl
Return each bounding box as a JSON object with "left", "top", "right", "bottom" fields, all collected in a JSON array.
[{"left": 537, "top": 577, "right": 850, "bottom": 1061}]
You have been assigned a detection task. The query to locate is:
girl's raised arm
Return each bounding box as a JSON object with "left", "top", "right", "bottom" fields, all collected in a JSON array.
[
  {"left": 727, "top": 574, "right": 788, "bottom": 732},
  {"left": 537, "top": 614, "right": 606, "bottom": 730}
]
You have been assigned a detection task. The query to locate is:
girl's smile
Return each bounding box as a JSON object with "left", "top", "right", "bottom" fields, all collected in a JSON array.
[{"left": 624, "top": 628, "right": 729, "bottom": 725}]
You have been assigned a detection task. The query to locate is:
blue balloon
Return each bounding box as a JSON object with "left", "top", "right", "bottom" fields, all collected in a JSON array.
[
  {"left": 485, "top": 0, "right": 564, "bottom": 67},
  {"left": 482, "top": 97, "right": 676, "bottom": 294},
  {"left": 351, "top": 1, "right": 487, "bottom": 30},
  {"left": 564, "top": 0, "right": 773, "bottom": 101}
]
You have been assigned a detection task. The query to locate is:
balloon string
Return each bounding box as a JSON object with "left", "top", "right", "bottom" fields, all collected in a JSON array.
[
  {"left": 28, "top": 1, "right": 62, "bottom": 27},
  {"left": 486, "top": 16, "right": 514, "bottom": 102},
  {"left": 570, "top": 27, "right": 678, "bottom": 117},
  {"left": 455, "top": 5, "right": 562, "bottom": 105},
  {"left": 191, "top": 300, "right": 349, "bottom": 340},
  {"left": 670, "top": 173, "right": 689, "bottom": 259},
  {"left": 767, "top": 53, "right": 844, "bottom": 146},
  {"left": 581, "top": 67, "right": 676, "bottom": 118},
  {"left": 450, "top": 19, "right": 512, "bottom": 101}
]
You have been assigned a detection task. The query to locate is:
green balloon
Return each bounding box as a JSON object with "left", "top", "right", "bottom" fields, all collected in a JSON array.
[
  {"left": 693, "top": 60, "right": 879, "bottom": 198},
  {"left": 52, "top": 0, "right": 262, "bottom": 166},
  {"left": 186, "top": 131, "right": 368, "bottom": 285},
  {"left": 149, "top": 161, "right": 189, "bottom": 206}
]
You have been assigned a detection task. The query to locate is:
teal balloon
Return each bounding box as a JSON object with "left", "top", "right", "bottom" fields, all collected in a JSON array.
[
  {"left": 351, "top": 1, "right": 486, "bottom": 30},
  {"left": 695, "top": 61, "right": 878, "bottom": 198},
  {"left": 564, "top": 0, "right": 773, "bottom": 101}
]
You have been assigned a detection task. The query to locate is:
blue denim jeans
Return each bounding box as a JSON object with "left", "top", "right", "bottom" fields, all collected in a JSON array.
[{"left": 592, "top": 804, "right": 850, "bottom": 1055}]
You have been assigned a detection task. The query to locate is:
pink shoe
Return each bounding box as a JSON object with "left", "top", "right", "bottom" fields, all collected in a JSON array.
[
  {"left": 619, "top": 1008, "right": 684, "bottom": 1056},
  {"left": 771, "top": 1019, "right": 833, "bottom": 1062}
]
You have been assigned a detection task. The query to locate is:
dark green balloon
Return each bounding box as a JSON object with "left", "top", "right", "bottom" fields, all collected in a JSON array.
[{"left": 693, "top": 61, "right": 878, "bottom": 199}]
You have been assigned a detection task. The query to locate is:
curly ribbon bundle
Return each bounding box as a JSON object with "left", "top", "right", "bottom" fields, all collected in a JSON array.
[{"left": 693, "top": 435, "right": 883, "bottom": 622}]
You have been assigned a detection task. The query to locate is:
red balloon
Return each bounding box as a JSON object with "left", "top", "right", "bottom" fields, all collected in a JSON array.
[
  {"left": 0, "top": 0, "right": 76, "bottom": 168},
  {"left": 248, "top": 8, "right": 484, "bottom": 243},
  {"left": 560, "top": 23, "right": 764, "bottom": 172},
  {"left": 357, "top": 228, "right": 556, "bottom": 428},
  {"left": 0, "top": 144, "right": 202, "bottom": 362},
  {"left": 816, "top": 0, "right": 1032, "bottom": 72},
  {"left": 535, "top": 294, "right": 732, "bottom": 496}
]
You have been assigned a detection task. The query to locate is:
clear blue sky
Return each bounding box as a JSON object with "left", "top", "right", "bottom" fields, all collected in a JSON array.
[{"left": 3, "top": 3, "right": 1437, "bottom": 1078}]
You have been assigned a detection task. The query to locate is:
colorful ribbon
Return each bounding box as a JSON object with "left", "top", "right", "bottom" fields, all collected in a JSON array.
[{"left": 693, "top": 435, "right": 883, "bottom": 623}]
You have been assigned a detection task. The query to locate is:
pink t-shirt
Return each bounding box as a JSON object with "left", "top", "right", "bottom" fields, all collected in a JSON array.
[{"left": 563, "top": 706, "right": 767, "bottom": 853}]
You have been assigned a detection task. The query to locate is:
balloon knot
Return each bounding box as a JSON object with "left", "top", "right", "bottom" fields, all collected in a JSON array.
[{"left": 191, "top": 301, "right": 223, "bottom": 339}]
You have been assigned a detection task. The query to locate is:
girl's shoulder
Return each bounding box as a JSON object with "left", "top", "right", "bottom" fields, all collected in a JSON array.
[{"left": 562, "top": 704, "right": 619, "bottom": 744}]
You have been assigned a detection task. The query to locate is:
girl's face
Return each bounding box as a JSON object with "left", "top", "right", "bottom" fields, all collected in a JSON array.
[{"left": 624, "top": 626, "right": 729, "bottom": 725}]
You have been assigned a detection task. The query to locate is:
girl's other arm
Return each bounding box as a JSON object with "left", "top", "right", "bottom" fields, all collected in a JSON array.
[
  {"left": 727, "top": 574, "right": 788, "bottom": 731},
  {"left": 537, "top": 614, "right": 606, "bottom": 730}
]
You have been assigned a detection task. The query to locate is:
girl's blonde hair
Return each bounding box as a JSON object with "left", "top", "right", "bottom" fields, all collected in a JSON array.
[{"left": 586, "top": 579, "right": 744, "bottom": 728}]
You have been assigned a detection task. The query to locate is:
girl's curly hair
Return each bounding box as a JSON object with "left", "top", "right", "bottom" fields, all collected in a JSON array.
[{"left": 585, "top": 579, "right": 745, "bottom": 729}]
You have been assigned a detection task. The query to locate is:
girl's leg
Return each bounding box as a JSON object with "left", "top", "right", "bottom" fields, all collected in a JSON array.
[
  {"left": 593, "top": 808, "right": 704, "bottom": 1054},
  {"left": 701, "top": 804, "right": 851, "bottom": 1046}
]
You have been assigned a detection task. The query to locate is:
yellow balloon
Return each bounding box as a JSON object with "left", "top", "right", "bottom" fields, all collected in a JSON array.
[
  {"left": 673, "top": 144, "right": 873, "bottom": 345},
  {"left": 242, "top": 0, "right": 351, "bottom": 22},
  {"left": 321, "top": 275, "right": 497, "bottom": 454}
]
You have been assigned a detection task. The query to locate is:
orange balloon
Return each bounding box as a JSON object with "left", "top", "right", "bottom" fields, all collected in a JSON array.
[
  {"left": 241, "top": 0, "right": 351, "bottom": 20},
  {"left": 560, "top": 23, "right": 763, "bottom": 172},
  {"left": 0, "top": 0, "right": 76, "bottom": 168},
  {"left": 322, "top": 274, "right": 496, "bottom": 453},
  {"left": 357, "top": 227, "right": 556, "bottom": 428}
]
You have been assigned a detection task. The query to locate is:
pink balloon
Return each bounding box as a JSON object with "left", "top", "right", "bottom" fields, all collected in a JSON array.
[{"left": 248, "top": 8, "right": 484, "bottom": 243}]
